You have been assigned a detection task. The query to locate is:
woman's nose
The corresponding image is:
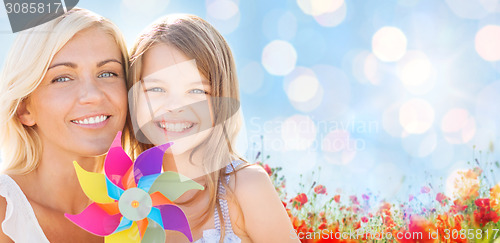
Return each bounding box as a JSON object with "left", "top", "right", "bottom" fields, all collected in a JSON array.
[{"left": 78, "top": 75, "right": 105, "bottom": 104}]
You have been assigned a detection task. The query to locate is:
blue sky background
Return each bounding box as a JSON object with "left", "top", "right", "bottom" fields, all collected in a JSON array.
[{"left": 1, "top": 0, "right": 499, "bottom": 203}]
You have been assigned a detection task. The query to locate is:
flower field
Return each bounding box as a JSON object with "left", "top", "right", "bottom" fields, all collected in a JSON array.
[{"left": 259, "top": 153, "right": 500, "bottom": 242}]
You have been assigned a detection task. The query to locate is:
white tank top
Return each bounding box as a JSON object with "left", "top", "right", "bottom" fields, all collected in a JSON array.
[{"left": 0, "top": 174, "right": 50, "bottom": 242}]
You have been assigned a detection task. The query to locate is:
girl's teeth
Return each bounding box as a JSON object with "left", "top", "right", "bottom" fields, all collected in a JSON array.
[{"left": 159, "top": 122, "right": 193, "bottom": 132}]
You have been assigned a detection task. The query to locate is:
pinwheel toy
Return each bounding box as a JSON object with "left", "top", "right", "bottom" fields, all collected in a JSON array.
[{"left": 65, "top": 132, "right": 204, "bottom": 242}]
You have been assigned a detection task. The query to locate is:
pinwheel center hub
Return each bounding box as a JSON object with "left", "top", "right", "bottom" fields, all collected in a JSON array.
[
  {"left": 131, "top": 200, "right": 139, "bottom": 208},
  {"left": 118, "top": 187, "right": 152, "bottom": 221}
]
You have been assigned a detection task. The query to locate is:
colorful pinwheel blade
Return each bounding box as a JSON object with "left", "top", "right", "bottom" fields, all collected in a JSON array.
[
  {"left": 147, "top": 207, "right": 164, "bottom": 228},
  {"left": 142, "top": 219, "right": 166, "bottom": 243},
  {"left": 136, "top": 218, "right": 149, "bottom": 238},
  {"left": 106, "top": 177, "right": 124, "bottom": 200},
  {"left": 97, "top": 202, "right": 120, "bottom": 215},
  {"left": 137, "top": 173, "right": 161, "bottom": 192},
  {"left": 64, "top": 203, "right": 121, "bottom": 236},
  {"left": 104, "top": 132, "right": 133, "bottom": 189},
  {"left": 150, "top": 191, "right": 173, "bottom": 206},
  {"left": 104, "top": 221, "right": 141, "bottom": 243},
  {"left": 133, "top": 142, "right": 172, "bottom": 184},
  {"left": 72, "top": 161, "right": 114, "bottom": 204},
  {"left": 157, "top": 204, "right": 193, "bottom": 242},
  {"left": 114, "top": 217, "right": 133, "bottom": 233},
  {"left": 122, "top": 166, "right": 136, "bottom": 190},
  {"left": 148, "top": 171, "right": 204, "bottom": 201}
]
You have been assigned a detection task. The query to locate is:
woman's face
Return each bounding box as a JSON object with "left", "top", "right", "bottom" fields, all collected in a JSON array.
[
  {"left": 133, "top": 44, "right": 213, "bottom": 156},
  {"left": 20, "top": 27, "right": 128, "bottom": 157}
]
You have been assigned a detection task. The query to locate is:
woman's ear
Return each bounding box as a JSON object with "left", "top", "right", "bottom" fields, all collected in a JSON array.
[{"left": 17, "top": 99, "right": 36, "bottom": 126}]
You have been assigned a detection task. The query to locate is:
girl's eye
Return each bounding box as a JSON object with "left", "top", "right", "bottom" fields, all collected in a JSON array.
[
  {"left": 98, "top": 72, "right": 117, "bottom": 78},
  {"left": 51, "top": 76, "right": 71, "bottom": 83},
  {"left": 189, "top": 89, "right": 208, "bottom": 94},
  {"left": 146, "top": 87, "right": 165, "bottom": 92}
]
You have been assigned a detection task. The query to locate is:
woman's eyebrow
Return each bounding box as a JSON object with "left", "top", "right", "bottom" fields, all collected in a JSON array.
[
  {"left": 97, "top": 59, "right": 122, "bottom": 67},
  {"left": 47, "top": 59, "right": 122, "bottom": 70},
  {"left": 48, "top": 62, "right": 77, "bottom": 70}
]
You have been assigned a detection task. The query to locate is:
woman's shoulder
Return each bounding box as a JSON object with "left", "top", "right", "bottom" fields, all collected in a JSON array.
[{"left": 0, "top": 174, "right": 21, "bottom": 242}]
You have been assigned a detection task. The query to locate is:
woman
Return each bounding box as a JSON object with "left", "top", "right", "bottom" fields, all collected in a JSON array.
[
  {"left": 0, "top": 8, "right": 129, "bottom": 242},
  {"left": 128, "top": 14, "right": 298, "bottom": 242}
]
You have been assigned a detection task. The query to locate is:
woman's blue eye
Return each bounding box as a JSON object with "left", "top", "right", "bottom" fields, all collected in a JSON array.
[
  {"left": 189, "top": 89, "right": 207, "bottom": 94},
  {"left": 146, "top": 87, "right": 165, "bottom": 92},
  {"left": 52, "top": 76, "right": 71, "bottom": 83},
  {"left": 98, "top": 72, "right": 117, "bottom": 78}
]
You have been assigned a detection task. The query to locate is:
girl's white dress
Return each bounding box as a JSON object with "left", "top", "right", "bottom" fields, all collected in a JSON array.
[{"left": 0, "top": 161, "right": 243, "bottom": 242}]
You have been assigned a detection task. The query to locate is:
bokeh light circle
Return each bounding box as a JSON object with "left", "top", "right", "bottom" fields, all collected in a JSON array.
[
  {"left": 297, "top": 0, "right": 344, "bottom": 16},
  {"left": 479, "top": 0, "right": 500, "bottom": 13},
  {"left": 262, "top": 40, "right": 297, "bottom": 76},
  {"left": 399, "top": 99, "right": 435, "bottom": 134},
  {"left": 475, "top": 25, "right": 500, "bottom": 61},
  {"left": 383, "top": 102, "right": 405, "bottom": 138},
  {"left": 430, "top": 138, "right": 456, "bottom": 170},
  {"left": 445, "top": 0, "right": 489, "bottom": 19},
  {"left": 284, "top": 67, "right": 319, "bottom": 100},
  {"left": 321, "top": 129, "right": 356, "bottom": 165},
  {"left": 476, "top": 81, "right": 500, "bottom": 131},
  {"left": 240, "top": 62, "right": 264, "bottom": 94},
  {"left": 372, "top": 27, "right": 408, "bottom": 62},
  {"left": 441, "top": 108, "right": 476, "bottom": 144},
  {"left": 397, "top": 51, "right": 433, "bottom": 92},
  {"left": 122, "top": 0, "right": 169, "bottom": 15},
  {"left": 402, "top": 131, "right": 437, "bottom": 157},
  {"left": 281, "top": 115, "right": 317, "bottom": 150},
  {"left": 313, "top": 1, "right": 347, "bottom": 27},
  {"left": 310, "top": 65, "right": 351, "bottom": 118},
  {"left": 364, "top": 53, "right": 384, "bottom": 85},
  {"left": 207, "top": 0, "right": 239, "bottom": 20},
  {"left": 445, "top": 168, "right": 480, "bottom": 200},
  {"left": 205, "top": 0, "right": 240, "bottom": 34},
  {"left": 283, "top": 67, "right": 324, "bottom": 112}
]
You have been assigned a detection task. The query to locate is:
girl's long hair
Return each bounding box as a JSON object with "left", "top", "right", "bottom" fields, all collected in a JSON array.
[{"left": 128, "top": 14, "right": 246, "bottom": 239}]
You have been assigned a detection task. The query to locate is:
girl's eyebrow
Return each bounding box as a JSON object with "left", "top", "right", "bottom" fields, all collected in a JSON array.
[
  {"left": 48, "top": 59, "right": 122, "bottom": 70},
  {"left": 188, "top": 79, "right": 210, "bottom": 85}
]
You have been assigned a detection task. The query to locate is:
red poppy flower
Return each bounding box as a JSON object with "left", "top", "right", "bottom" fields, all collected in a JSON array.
[
  {"left": 292, "top": 193, "right": 308, "bottom": 209},
  {"left": 421, "top": 186, "right": 430, "bottom": 194},
  {"left": 436, "top": 193, "right": 447, "bottom": 206},
  {"left": 314, "top": 185, "right": 327, "bottom": 195},
  {"left": 333, "top": 195, "right": 340, "bottom": 203}
]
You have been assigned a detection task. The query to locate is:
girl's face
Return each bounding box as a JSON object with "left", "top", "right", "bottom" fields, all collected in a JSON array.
[
  {"left": 134, "top": 44, "right": 213, "bottom": 156},
  {"left": 19, "top": 27, "right": 128, "bottom": 158}
]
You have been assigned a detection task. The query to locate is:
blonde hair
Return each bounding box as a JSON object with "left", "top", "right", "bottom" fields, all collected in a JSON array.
[
  {"left": 128, "top": 14, "right": 245, "bottom": 237},
  {"left": 0, "top": 8, "right": 130, "bottom": 174}
]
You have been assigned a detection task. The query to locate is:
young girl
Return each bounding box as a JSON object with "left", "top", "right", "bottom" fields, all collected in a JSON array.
[
  {"left": 0, "top": 9, "right": 129, "bottom": 242},
  {"left": 128, "top": 14, "right": 298, "bottom": 242}
]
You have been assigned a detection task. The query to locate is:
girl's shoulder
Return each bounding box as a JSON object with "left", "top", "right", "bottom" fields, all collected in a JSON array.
[
  {"left": 226, "top": 161, "right": 270, "bottom": 190},
  {"left": 226, "top": 163, "right": 299, "bottom": 242}
]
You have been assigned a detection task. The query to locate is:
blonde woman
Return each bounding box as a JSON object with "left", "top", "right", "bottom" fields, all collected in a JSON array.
[
  {"left": 128, "top": 14, "right": 298, "bottom": 242},
  {"left": 0, "top": 9, "right": 129, "bottom": 242}
]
